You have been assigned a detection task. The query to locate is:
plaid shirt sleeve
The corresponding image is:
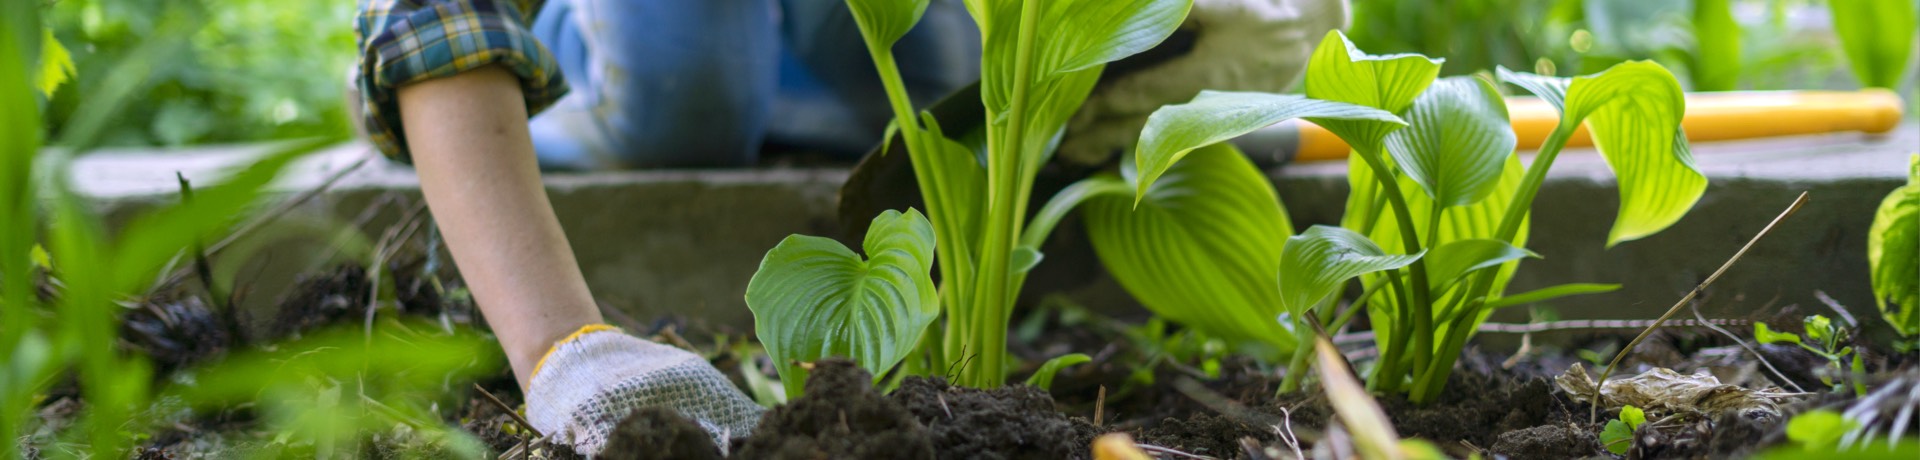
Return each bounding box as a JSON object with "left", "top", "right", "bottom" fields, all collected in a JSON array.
[{"left": 354, "top": 0, "right": 568, "bottom": 163}]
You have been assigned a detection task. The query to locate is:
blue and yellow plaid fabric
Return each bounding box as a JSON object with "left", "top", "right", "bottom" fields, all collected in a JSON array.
[{"left": 355, "top": 0, "right": 568, "bottom": 162}]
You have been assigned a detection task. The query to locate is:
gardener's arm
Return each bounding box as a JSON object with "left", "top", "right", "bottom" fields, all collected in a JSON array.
[
  {"left": 396, "top": 65, "right": 600, "bottom": 390},
  {"left": 356, "top": 0, "right": 762, "bottom": 452}
]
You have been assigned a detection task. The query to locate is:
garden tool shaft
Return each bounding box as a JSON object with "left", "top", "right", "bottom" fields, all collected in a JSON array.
[{"left": 1238, "top": 89, "right": 1907, "bottom": 163}]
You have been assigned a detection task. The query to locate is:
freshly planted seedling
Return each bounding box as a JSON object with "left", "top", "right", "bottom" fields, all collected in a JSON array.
[
  {"left": 1601, "top": 404, "right": 1647, "bottom": 455},
  {"left": 1755, "top": 315, "right": 1866, "bottom": 394},
  {"left": 746, "top": 209, "right": 939, "bottom": 396}
]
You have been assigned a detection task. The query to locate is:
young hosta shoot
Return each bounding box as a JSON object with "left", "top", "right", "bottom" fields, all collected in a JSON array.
[
  {"left": 771, "top": 0, "right": 1197, "bottom": 390},
  {"left": 1868, "top": 155, "right": 1918, "bottom": 344},
  {"left": 746, "top": 209, "right": 939, "bottom": 396}
]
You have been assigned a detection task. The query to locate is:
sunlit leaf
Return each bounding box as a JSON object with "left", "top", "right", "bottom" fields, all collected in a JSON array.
[
  {"left": 1037, "top": 0, "right": 1193, "bottom": 74},
  {"left": 1753, "top": 322, "right": 1804, "bottom": 346},
  {"left": 1024, "top": 353, "right": 1090, "bottom": 390},
  {"left": 1783, "top": 410, "right": 1855, "bottom": 451},
  {"left": 1383, "top": 76, "right": 1515, "bottom": 207},
  {"left": 1498, "top": 63, "right": 1703, "bottom": 247},
  {"left": 1134, "top": 91, "right": 1401, "bottom": 204},
  {"left": 33, "top": 28, "right": 74, "bottom": 97},
  {"left": 747, "top": 209, "right": 940, "bottom": 396},
  {"left": 1303, "top": 30, "right": 1442, "bottom": 154},
  {"left": 1082, "top": 144, "right": 1296, "bottom": 353},
  {"left": 1690, "top": 0, "right": 1741, "bottom": 91},
  {"left": 845, "top": 0, "right": 930, "bottom": 49},
  {"left": 1829, "top": 0, "right": 1917, "bottom": 89},
  {"left": 1481, "top": 283, "right": 1622, "bottom": 310},
  {"left": 1868, "top": 155, "right": 1919, "bottom": 337},
  {"left": 1279, "top": 226, "right": 1423, "bottom": 316}
]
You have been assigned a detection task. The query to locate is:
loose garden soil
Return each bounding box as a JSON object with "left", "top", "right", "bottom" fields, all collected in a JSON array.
[{"left": 24, "top": 257, "right": 1918, "bottom": 459}]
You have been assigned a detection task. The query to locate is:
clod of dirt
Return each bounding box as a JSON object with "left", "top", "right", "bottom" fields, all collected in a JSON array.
[
  {"left": 1378, "top": 372, "right": 1558, "bottom": 449},
  {"left": 270, "top": 264, "right": 370, "bottom": 339},
  {"left": 1139, "top": 413, "right": 1272, "bottom": 458},
  {"left": 734, "top": 359, "right": 934, "bottom": 460},
  {"left": 1488, "top": 424, "right": 1601, "bottom": 459},
  {"left": 599, "top": 407, "right": 723, "bottom": 460},
  {"left": 893, "top": 377, "right": 1100, "bottom": 460}
]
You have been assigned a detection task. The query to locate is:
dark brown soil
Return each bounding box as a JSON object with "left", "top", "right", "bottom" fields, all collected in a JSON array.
[
  {"left": 602, "top": 407, "right": 725, "bottom": 460},
  {"left": 734, "top": 360, "right": 934, "bottom": 459},
  {"left": 893, "top": 376, "right": 1101, "bottom": 460},
  {"left": 1488, "top": 424, "right": 1602, "bottom": 459}
]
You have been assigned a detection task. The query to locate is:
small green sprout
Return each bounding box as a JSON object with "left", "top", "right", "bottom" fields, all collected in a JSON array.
[
  {"left": 1600, "top": 405, "right": 1647, "bottom": 455},
  {"left": 1755, "top": 314, "right": 1863, "bottom": 393}
]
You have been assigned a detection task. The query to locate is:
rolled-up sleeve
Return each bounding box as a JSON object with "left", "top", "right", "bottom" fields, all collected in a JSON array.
[{"left": 354, "top": 0, "right": 569, "bottom": 163}]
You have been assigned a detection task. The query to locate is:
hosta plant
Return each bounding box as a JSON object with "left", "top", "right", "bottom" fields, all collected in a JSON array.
[{"left": 1117, "top": 31, "right": 1701, "bottom": 402}]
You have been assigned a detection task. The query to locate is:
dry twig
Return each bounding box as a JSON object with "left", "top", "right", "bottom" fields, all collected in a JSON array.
[{"left": 1593, "top": 191, "right": 1809, "bottom": 422}]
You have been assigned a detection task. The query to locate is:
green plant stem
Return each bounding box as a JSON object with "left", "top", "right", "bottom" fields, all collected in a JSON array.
[
  {"left": 1278, "top": 333, "right": 1314, "bottom": 393},
  {"left": 1369, "top": 269, "right": 1414, "bottom": 392},
  {"left": 1409, "top": 125, "right": 1574, "bottom": 403},
  {"left": 961, "top": 0, "right": 1046, "bottom": 388},
  {"left": 1349, "top": 147, "right": 1435, "bottom": 383},
  {"left": 867, "top": 48, "right": 981, "bottom": 380}
]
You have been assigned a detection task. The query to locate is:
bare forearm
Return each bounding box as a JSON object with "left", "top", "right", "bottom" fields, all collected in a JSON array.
[{"left": 397, "top": 66, "right": 602, "bottom": 390}]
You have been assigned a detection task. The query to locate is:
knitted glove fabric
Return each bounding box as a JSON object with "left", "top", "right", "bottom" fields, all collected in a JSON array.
[{"left": 526, "top": 326, "right": 764, "bottom": 455}]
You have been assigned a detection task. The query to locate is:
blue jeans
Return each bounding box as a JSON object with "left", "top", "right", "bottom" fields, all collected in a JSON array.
[{"left": 528, "top": 0, "right": 979, "bottom": 170}]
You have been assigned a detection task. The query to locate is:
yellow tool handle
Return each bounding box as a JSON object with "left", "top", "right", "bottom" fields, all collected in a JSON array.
[{"left": 1294, "top": 89, "right": 1906, "bottom": 162}]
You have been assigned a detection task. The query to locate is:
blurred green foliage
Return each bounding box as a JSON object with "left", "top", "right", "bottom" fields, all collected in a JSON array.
[
  {"left": 1347, "top": 0, "right": 1861, "bottom": 91},
  {"left": 42, "top": 0, "right": 355, "bottom": 147}
]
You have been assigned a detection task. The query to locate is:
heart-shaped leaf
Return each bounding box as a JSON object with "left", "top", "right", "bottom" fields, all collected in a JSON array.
[
  {"left": 1079, "top": 144, "right": 1298, "bottom": 353},
  {"left": 1133, "top": 91, "right": 1402, "bottom": 204},
  {"left": 1384, "top": 76, "right": 1516, "bottom": 207},
  {"left": 746, "top": 209, "right": 939, "bottom": 396},
  {"left": 845, "top": 0, "right": 931, "bottom": 49},
  {"left": 1303, "top": 30, "right": 1442, "bottom": 154},
  {"left": 1497, "top": 63, "right": 1703, "bottom": 247},
  {"left": 1869, "top": 155, "right": 1919, "bottom": 336},
  {"left": 1279, "top": 225, "right": 1424, "bottom": 316}
]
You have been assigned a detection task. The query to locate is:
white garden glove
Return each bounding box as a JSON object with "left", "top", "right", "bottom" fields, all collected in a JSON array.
[
  {"left": 1057, "top": 0, "right": 1349, "bottom": 166},
  {"left": 526, "top": 325, "right": 764, "bottom": 455}
]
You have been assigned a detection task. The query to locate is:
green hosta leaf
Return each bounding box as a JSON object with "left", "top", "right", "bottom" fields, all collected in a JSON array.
[
  {"left": 1481, "top": 283, "right": 1622, "bottom": 310},
  {"left": 1133, "top": 91, "right": 1401, "bottom": 204},
  {"left": 1279, "top": 226, "right": 1424, "bottom": 315},
  {"left": 845, "top": 0, "right": 930, "bottom": 49},
  {"left": 1829, "top": 0, "right": 1917, "bottom": 89},
  {"left": 1498, "top": 63, "right": 1704, "bottom": 247},
  {"left": 1024, "top": 353, "right": 1091, "bottom": 390},
  {"left": 1083, "top": 144, "right": 1297, "bottom": 353},
  {"left": 1423, "top": 239, "right": 1537, "bottom": 294},
  {"left": 1753, "top": 322, "right": 1804, "bottom": 346},
  {"left": 1869, "top": 155, "right": 1919, "bottom": 337},
  {"left": 1037, "top": 0, "right": 1192, "bottom": 74},
  {"left": 1384, "top": 76, "right": 1516, "bottom": 207},
  {"left": 746, "top": 209, "right": 939, "bottom": 396},
  {"left": 1303, "top": 30, "right": 1442, "bottom": 154}
]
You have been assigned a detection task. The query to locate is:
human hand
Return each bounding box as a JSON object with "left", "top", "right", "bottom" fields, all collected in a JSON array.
[
  {"left": 526, "top": 325, "right": 764, "bottom": 455},
  {"left": 1056, "top": 0, "right": 1348, "bottom": 166}
]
